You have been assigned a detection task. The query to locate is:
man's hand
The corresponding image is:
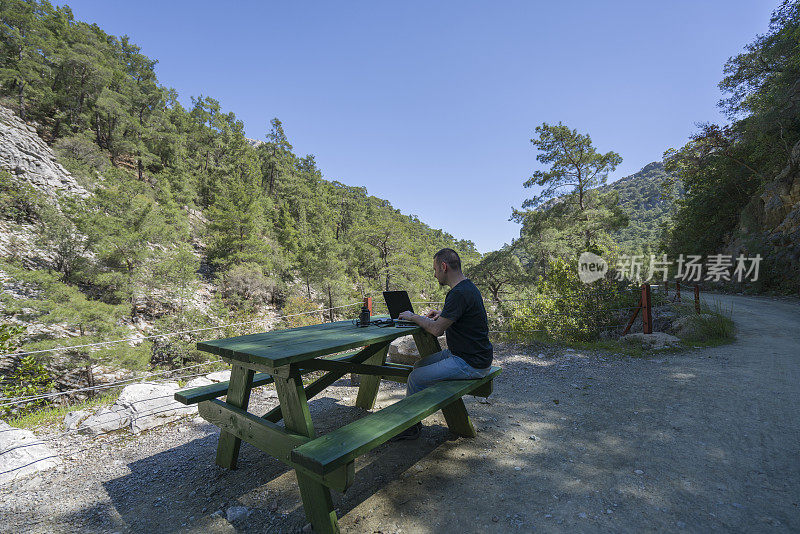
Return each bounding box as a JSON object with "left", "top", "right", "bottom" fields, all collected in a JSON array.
[
  {"left": 425, "top": 309, "right": 441, "bottom": 320},
  {"left": 398, "top": 310, "right": 415, "bottom": 321}
]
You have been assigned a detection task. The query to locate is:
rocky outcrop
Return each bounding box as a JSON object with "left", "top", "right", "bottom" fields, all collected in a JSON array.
[
  {"left": 0, "top": 421, "right": 61, "bottom": 485},
  {"left": 726, "top": 139, "right": 800, "bottom": 291},
  {"left": 78, "top": 382, "right": 196, "bottom": 435},
  {"left": 0, "top": 106, "right": 88, "bottom": 199}
]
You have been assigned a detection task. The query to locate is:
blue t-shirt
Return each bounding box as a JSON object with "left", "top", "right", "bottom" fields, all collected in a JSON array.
[{"left": 439, "top": 279, "right": 493, "bottom": 369}]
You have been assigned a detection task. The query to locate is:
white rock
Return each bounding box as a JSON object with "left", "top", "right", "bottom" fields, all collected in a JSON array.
[
  {"left": 386, "top": 335, "right": 447, "bottom": 365},
  {"left": 0, "top": 421, "right": 61, "bottom": 485},
  {"left": 184, "top": 377, "right": 214, "bottom": 389},
  {"left": 0, "top": 106, "right": 89, "bottom": 199},
  {"left": 116, "top": 382, "right": 196, "bottom": 433},
  {"left": 79, "top": 381, "right": 195, "bottom": 435},
  {"left": 62, "top": 409, "right": 90, "bottom": 430},
  {"left": 205, "top": 370, "right": 231, "bottom": 383},
  {"left": 78, "top": 406, "right": 130, "bottom": 435},
  {"left": 387, "top": 336, "right": 419, "bottom": 364}
]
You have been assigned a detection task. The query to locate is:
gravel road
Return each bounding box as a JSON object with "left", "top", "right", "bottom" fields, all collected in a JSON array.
[{"left": 1, "top": 293, "right": 798, "bottom": 533}]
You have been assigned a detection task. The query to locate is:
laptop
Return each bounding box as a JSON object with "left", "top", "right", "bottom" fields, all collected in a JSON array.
[{"left": 382, "top": 291, "right": 417, "bottom": 327}]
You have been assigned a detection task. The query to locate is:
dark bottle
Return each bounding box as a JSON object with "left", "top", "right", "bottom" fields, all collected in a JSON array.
[{"left": 359, "top": 305, "right": 370, "bottom": 327}]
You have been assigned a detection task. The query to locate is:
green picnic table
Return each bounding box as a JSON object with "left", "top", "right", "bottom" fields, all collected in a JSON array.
[{"left": 175, "top": 319, "right": 501, "bottom": 533}]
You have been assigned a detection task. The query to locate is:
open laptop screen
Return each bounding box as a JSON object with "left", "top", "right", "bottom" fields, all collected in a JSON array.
[{"left": 382, "top": 291, "right": 415, "bottom": 319}]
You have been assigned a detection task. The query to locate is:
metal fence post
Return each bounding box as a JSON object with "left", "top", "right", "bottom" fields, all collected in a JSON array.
[
  {"left": 675, "top": 281, "right": 681, "bottom": 303},
  {"left": 642, "top": 283, "right": 652, "bottom": 334},
  {"left": 364, "top": 297, "right": 372, "bottom": 314}
]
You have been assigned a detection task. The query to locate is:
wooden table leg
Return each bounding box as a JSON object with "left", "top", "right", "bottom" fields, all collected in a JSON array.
[
  {"left": 442, "top": 398, "right": 477, "bottom": 437},
  {"left": 274, "top": 373, "right": 340, "bottom": 533},
  {"left": 355, "top": 343, "right": 389, "bottom": 410},
  {"left": 216, "top": 363, "right": 255, "bottom": 469}
]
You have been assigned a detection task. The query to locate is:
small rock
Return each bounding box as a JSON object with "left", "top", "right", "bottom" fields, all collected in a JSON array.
[
  {"left": 491, "top": 516, "right": 499, "bottom": 522},
  {"left": 578, "top": 512, "right": 587, "bottom": 519},
  {"left": 529, "top": 435, "right": 538, "bottom": 441},
  {"left": 63, "top": 410, "right": 90, "bottom": 430},
  {"left": 634, "top": 469, "right": 644, "bottom": 475},
  {"left": 226, "top": 506, "right": 250, "bottom": 522},
  {"left": 514, "top": 466, "right": 522, "bottom": 471},
  {"left": 606, "top": 509, "right": 613, "bottom": 514},
  {"left": 537, "top": 353, "right": 545, "bottom": 359},
  {"left": 676, "top": 520, "right": 687, "bottom": 528}
]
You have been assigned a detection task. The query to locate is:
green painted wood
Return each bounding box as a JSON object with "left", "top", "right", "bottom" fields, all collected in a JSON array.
[
  {"left": 175, "top": 372, "right": 274, "bottom": 405},
  {"left": 199, "top": 399, "right": 354, "bottom": 493},
  {"left": 293, "top": 366, "right": 502, "bottom": 475},
  {"left": 274, "top": 375, "right": 315, "bottom": 438},
  {"left": 471, "top": 379, "right": 493, "bottom": 397},
  {"left": 262, "top": 342, "right": 391, "bottom": 423},
  {"left": 197, "top": 320, "right": 420, "bottom": 369},
  {"left": 355, "top": 344, "right": 389, "bottom": 410},
  {"left": 176, "top": 348, "right": 368, "bottom": 407},
  {"left": 274, "top": 370, "right": 340, "bottom": 532},
  {"left": 301, "top": 358, "right": 409, "bottom": 378},
  {"left": 296, "top": 472, "right": 339, "bottom": 533},
  {"left": 215, "top": 364, "right": 254, "bottom": 469},
  {"left": 441, "top": 397, "right": 476, "bottom": 437},
  {"left": 200, "top": 399, "right": 309, "bottom": 462},
  {"left": 412, "top": 330, "right": 442, "bottom": 358}
]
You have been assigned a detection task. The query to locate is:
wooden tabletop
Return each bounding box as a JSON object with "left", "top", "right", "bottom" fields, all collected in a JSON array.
[{"left": 197, "top": 320, "right": 421, "bottom": 369}]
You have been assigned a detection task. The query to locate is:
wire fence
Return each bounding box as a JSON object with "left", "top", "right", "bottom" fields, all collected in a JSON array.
[{"left": 1, "top": 282, "right": 696, "bottom": 418}]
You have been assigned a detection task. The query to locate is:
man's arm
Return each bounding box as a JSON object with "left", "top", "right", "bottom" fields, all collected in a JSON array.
[{"left": 398, "top": 310, "right": 453, "bottom": 337}]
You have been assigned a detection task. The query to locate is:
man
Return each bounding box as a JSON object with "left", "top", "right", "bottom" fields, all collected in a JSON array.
[{"left": 392, "top": 248, "right": 493, "bottom": 440}]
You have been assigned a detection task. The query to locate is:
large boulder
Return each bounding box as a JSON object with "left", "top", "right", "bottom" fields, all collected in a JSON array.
[
  {"left": 79, "top": 381, "right": 196, "bottom": 435},
  {"left": 0, "top": 421, "right": 61, "bottom": 485},
  {"left": 621, "top": 332, "right": 680, "bottom": 349},
  {"left": 386, "top": 335, "right": 447, "bottom": 365}
]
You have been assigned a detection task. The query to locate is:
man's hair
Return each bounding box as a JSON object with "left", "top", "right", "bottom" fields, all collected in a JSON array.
[{"left": 434, "top": 248, "right": 461, "bottom": 272}]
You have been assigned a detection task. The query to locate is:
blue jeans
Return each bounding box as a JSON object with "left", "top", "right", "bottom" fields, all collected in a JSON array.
[{"left": 406, "top": 349, "right": 492, "bottom": 396}]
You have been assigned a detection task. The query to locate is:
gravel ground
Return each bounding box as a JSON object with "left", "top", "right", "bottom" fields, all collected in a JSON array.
[{"left": 1, "top": 292, "right": 798, "bottom": 533}]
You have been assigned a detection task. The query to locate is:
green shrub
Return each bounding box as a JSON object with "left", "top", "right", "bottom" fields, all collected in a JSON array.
[
  {"left": 0, "top": 171, "right": 41, "bottom": 223},
  {"left": 502, "top": 257, "right": 639, "bottom": 342},
  {"left": 1, "top": 355, "right": 54, "bottom": 419},
  {"left": 282, "top": 295, "right": 323, "bottom": 329}
]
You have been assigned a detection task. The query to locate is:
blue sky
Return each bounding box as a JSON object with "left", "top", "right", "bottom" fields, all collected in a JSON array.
[{"left": 56, "top": 1, "right": 777, "bottom": 253}]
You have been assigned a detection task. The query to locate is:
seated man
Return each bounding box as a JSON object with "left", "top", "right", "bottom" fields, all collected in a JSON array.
[{"left": 393, "top": 248, "right": 493, "bottom": 440}]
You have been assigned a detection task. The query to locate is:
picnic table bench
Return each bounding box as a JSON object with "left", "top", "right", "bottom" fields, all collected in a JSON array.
[{"left": 175, "top": 319, "right": 501, "bottom": 533}]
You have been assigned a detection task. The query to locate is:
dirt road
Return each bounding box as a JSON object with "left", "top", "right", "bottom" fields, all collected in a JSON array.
[{"left": 2, "top": 293, "right": 798, "bottom": 533}]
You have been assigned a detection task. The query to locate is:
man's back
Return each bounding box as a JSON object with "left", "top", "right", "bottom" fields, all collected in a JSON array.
[{"left": 440, "top": 279, "right": 493, "bottom": 369}]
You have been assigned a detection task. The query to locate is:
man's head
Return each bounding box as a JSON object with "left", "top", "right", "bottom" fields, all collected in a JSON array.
[{"left": 433, "top": 248, "right": 462, "bottom": 287}]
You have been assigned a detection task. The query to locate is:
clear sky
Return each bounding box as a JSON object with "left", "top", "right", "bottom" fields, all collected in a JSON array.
[{"left": 56, "top": 1, "right": 777, "bottom": 253}]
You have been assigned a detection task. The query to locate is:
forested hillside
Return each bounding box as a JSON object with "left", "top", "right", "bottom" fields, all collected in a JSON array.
[
  {"left": 601, "top": 161, "right": 683, "bottom": 255},
  {"left": 0, "top": 0, "right": 476, "bottom": 372}
]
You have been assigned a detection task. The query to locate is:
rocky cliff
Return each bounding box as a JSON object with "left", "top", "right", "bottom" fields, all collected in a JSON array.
[
  {"left": 0, "top": 106, "right": 88, "bottom": 200},
  {"left": 726, "top": 139, "right": 800, "bottom": 291}
]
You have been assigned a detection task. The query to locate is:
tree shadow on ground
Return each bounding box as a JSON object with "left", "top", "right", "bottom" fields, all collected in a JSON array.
[{"left": 58, "top": 392, "right": 460, "bottom": 533}]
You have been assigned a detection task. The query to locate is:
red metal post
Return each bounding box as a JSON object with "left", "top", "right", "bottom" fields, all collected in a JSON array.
[
  {"left": 642, "top": 283, "right": 652, "bottom": 334},
  {"left": 364, "top": 296, "right": 372, "bottom": 314},
  {"left": 694, "top": 285, "right": 700, "bottom": 313}
]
